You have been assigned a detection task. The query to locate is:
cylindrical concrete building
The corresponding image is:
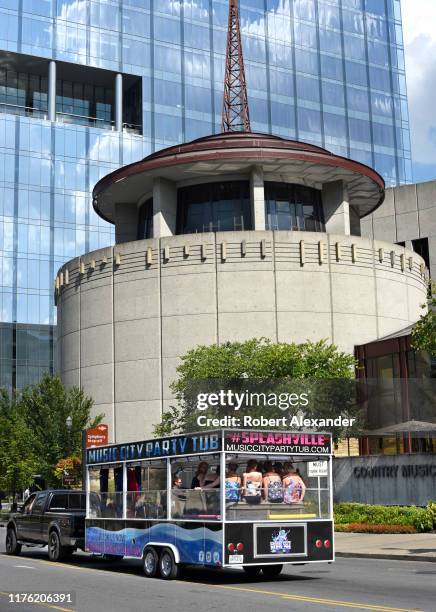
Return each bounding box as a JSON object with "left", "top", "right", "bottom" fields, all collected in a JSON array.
[{"left": 56, "top": 133, "right": 428, "bottom": 442}]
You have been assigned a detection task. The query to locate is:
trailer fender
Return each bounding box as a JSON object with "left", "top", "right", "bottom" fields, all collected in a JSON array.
[{"left": 146, "top": 542, "right": 180, "bottom": 564}]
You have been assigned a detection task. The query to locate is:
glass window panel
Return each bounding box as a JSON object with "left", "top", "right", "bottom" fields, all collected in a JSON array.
[
  {"left": 345, "top": 61, "right": 368, "bottom": 87},
  {"left": 296, "top": 74, "right": 320, "bottom": 102},
  {"left": 318, "top": 2, "right": 340, "bottom": 28},
  {"left": 295, "top": 48, "right": 318, "bottom": 75},
  {"left": 298, "top": 107, "right": 321, "bottom": 133},
  {"left": 319, "top": 29, "right": 342, "bottom": 55},
  {"left": 320, "top": 54, "right": 343, "bottom": 80},
  {"left": 342, "top": 9, "right": 364, "bottom": 35},
  {"left": 177, "top": 182, "right": 251, "bottom": 234},
  {"left": 324, "top": 112, "right": 347, "bottom": 139},
  {"left": 344, "top": 34, "right": 365, "bottom": 61},
  {"left": 271, "top": 101, "right": 295, "bottom": 129},
  {"left": 349, "top": 116, "right": 371, "bottom": 142},
  {"left": 322, "top": 80, "right": 344, "bottom": 107}
]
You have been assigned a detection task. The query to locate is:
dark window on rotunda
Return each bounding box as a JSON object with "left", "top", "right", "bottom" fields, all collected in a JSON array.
[
  {"left": 177, "top": 181, "right": 251, "bottom": 234},
  {"left": 265, "top": 182, "right": 324, "bottom": 232}
]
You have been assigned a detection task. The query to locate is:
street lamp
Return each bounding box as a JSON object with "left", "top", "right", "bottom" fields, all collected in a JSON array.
[{"left": 66, "top": 415, "right": 72, "bottom": 456}]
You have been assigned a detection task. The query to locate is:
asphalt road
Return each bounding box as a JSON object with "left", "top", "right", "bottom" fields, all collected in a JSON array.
[{"left": 0, "top": 528, "right": 434, "bottom": 612}]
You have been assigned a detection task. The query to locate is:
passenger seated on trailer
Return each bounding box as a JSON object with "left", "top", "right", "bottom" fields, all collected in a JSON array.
[
  {"left": 242, "top": 459, "right": 262, "bottom": 504},
  {"left": 191, "top": 461, "right": 209, "bottom": 488},
  {"left": 282, "top": 462, "right": 306, "bottom": 504},
  {"left": 262, "top": 461, "right": 283, "bottom": 503},
  {"left": 224, "top": 463, "right": 241, "bottom": 503},
  {"left": 172, "top": 476, "right": 183, "bottom": 490},
  {"left": 202, "top": 466, "right": 220, "bottom": 489},
  {"left": 273, "top": 461, "right": 284, "bottom": 478}
]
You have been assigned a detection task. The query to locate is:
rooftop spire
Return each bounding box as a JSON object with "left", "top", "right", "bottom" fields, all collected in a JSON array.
[{"left": 221, "top": 0, "right": 251, "bottom": 133}]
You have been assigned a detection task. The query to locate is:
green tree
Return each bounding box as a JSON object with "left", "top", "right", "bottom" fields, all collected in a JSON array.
[
  {"left": 155, "top": 338, "right": 362, "bottom": 439},
  {"left": 18, "top": 375, "right": 102, "bottom": 487},
  {"left": 411, "top": 282, "right": 436, "bottom": 356},
  {"left": 0, "top": 389, "right": 38, "bottom": 497}
]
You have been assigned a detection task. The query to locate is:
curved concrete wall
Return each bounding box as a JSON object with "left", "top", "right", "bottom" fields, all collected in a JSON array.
[{"left": 56, "top": 231, "right": 428, "bottom": 443}]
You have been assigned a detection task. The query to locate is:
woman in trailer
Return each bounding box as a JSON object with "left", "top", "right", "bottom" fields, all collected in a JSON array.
[
  {"left": 242, "top": 459, "right": 262, "bottom": 504},
  {"left": 191, "top": 461, "right": 209, "bottom": 488},
  {"left": 224, "top": 463, "right": 241, "bottom": 503},
  {"left": 282, "top": 462, "right": 306, "bottom": 504},
  {"left": 262, "top": 461, "right": 283, "bottom": 503}
]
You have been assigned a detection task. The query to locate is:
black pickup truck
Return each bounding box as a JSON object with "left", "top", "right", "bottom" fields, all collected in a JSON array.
[{"left": 5, "top": 490, "right": 85, "bottom": 561}]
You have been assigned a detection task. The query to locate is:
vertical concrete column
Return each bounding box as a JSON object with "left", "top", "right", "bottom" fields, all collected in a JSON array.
[
  {"left": 152, "top": 177, "right": 177, "bottom": 237},
  {"left": 114, "top": 203, "right": 138, "bottom": 244},
  {"left": 322, "top": 180, "right": 351, "bottom": 236},
  {"left": 250, "top": 165, "right": 266, "bottom": 230},
  {"left": 115, "top": 73, "right": 123, "bottom": 132},
  {"left": 48, "top": 60, "right": 56, "bottom": 122}
]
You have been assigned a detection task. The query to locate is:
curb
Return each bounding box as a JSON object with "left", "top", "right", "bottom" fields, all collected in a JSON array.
[{"left": 336, "top": 552, "right": 436, "bottom": 563}]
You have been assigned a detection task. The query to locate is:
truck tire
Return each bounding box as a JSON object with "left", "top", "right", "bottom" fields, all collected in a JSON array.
[
  {"left": 159, "top": 548, "right": 179, "bottom": 580},
  {"left": 48, "top": 530, "right": 67, "bottom": 562},
  {"left": 143, "top": 546, "right": 159, "bottom": 578},
  {"left": 5, "top": 528, "right": 21, "bottom": 556}
]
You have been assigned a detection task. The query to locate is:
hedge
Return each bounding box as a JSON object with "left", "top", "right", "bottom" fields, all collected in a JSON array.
[
  {"left": 335, "top": 523, "right": 417, "bottom": 534},
  {"left": 334, "top": 502, "right": 435, "bottom": 533}
]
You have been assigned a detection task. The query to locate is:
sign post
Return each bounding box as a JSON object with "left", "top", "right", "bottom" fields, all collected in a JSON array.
[{"left": 82, "top": 424, "right": 109, "bottom": 491}]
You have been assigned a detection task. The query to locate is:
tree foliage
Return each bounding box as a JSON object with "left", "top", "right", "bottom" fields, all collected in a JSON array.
[
  {"left": 0, "top": 375, "right": 101, "bottom": 493},
  {"left": 53, "top": 456, "right": 82, "bottom": 487},
  {"left": 411, "top": 282, "right": 436, "bottom": 356},
  {"left": 0, "top": 389, "right": 38, "bottom": 496},
  {"left": 155, "top": 338, "right": 362, "bottom": 439},
  {"left": 18, "top": 374, "right": 102, "bottom": 487}
]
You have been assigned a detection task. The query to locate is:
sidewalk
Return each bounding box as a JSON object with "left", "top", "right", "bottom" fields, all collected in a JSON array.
[{"left": 335, "top": 532, "right": 436, "bottom": 562}]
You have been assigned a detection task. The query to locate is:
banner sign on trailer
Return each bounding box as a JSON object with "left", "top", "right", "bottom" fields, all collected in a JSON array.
[
  {"left": 86, "top": 430, "right": 332, "bottom": 465},
  {"left": 86, "top": 431, "right": 221, "bottom": 464},
  {"left": 224, "top": 431, "right": 331, "bottom": 455}
]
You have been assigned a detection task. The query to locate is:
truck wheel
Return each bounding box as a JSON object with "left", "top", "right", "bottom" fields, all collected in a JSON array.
[
  {"left": 143, "top": 547, "right": 159, "bottom": 578},
  {"left": 262, "top": 564, "right": 283, "bottom": 577},
  {"left": 48, "top": 530, "right": 66, "bottom": 562},
  {"left": 5, "top": 528, "right": 21, "bottom": 556},
  {"left": 159, "top": 548, "right": 179, "bottom": 580},
  {"left": 243, "top": 566, "right": 261, "bottom": 577}
]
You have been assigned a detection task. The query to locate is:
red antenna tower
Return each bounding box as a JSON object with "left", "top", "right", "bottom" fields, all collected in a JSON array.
[{"left": 221, "top": 0, "right": 251, "bottom": 132}]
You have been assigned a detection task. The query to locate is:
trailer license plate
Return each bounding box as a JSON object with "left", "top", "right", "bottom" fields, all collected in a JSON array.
[{"left": 229, "top": 555, "right": 244, "bottom": 564}]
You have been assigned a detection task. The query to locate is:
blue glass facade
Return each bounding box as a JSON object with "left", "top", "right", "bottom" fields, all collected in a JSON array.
[{"left": 0, "top": 0, "right": 410, "bottom": 388}]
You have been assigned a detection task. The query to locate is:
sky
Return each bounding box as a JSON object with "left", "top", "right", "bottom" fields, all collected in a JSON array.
[{"left": 401, "top": 0, "right": 436, "bottom": 182}]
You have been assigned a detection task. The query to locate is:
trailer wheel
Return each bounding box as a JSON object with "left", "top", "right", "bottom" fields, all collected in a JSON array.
[
  {"left": 5, "top": 528, "right": 21, "bottom": 556},
  {"left": 243, "top": 566, "right": 261, "bottom": 577},
  {"left": 159, "top": 548, "right": 179, "bottom": 580},
  {"left": 143, "top": 547, "right": 159, "bottom": 578},
  {"left": 261, "top": 564, "right": 283, "bottom": 578}
]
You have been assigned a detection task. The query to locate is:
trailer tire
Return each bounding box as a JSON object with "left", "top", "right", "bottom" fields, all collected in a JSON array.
[
  {"left": 159, "top": 548, "right": 179, "bottom": 580},
  {"left": 143, "top": 547, "right": 159, "bottom": 578}
]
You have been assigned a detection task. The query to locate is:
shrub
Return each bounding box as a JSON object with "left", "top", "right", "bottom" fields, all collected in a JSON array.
[
  {"left": 426, "top": 501, "right": 436, "bottom": 528},
  {"left": 335, "top": 523, "right": 417, "bottom": 534},
  {"left": 334, "top": 503, "right": 433, "bottom": 532}
]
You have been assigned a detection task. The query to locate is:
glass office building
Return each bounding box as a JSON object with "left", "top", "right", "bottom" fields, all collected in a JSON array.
[{"left": 0, "top": 0, "right": 410, "bottom": 389}]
